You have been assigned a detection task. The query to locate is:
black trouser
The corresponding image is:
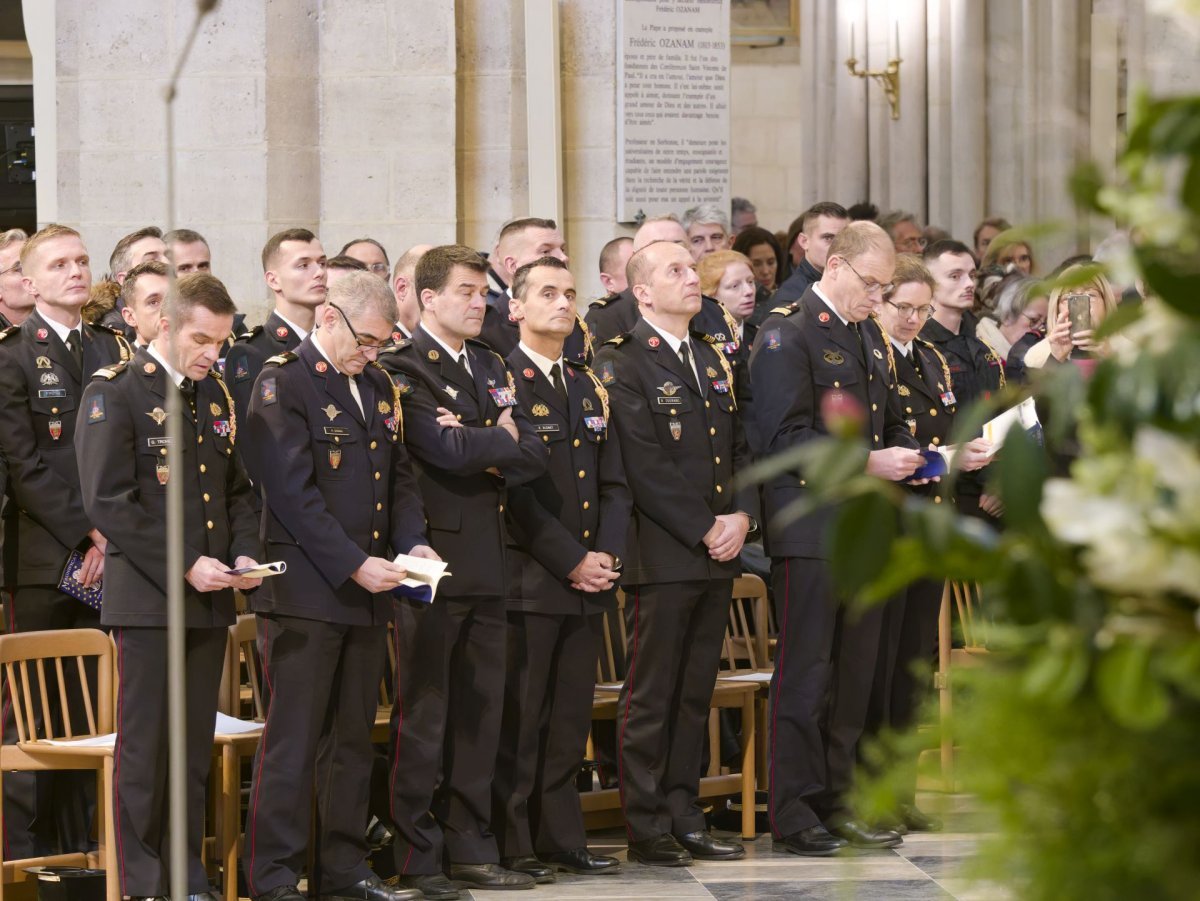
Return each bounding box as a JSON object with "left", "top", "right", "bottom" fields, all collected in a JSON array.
[
  {"left": 244, "top": 614, "right": 387, "bottom": 895},
  {"left": 493, "top": 610, "right": 604, "bottom": 858},
  {"left": 616, "top": 579, "right": 731, "bottom": 842},
  {"left": 868, "top": 578, "right": 942, "bottom": 803},
  {"left": 112, "top": 626, "right": 226, "bottom": 896},
  {"left": 2, "top": 585, "right": 99, "bottom": 859},
  {"left": 767, "top": 558, "right": 885, "bottom": 837},
  {"left": 389, "top": 597, "right": 506, "bottom": 875}
]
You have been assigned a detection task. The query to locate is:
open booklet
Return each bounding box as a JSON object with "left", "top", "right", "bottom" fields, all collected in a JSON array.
[
  {"left": 391, "top": 553, "right": 452, "bottom": 604},
  {"left": 938, "top": 397, "right": 1041, "bottom": 466}
]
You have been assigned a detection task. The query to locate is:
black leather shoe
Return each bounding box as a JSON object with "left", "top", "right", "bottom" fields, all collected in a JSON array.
[
  {"left": 499, "top": 856, "right": 555, "bottom": 884},
  {"left": 541, "top": 847, "right": 622, "bottom": 875},
  {"left": 395, "top": 873, "right": 460, "bottom": 899},
  {"left": 321, "top": 873, "right": 421, "bottom": 901},
  {"left": 829, "top": 818, "right": 903, "bottom": 849},
  {"left": 675, "top": 830, "right": 745, "bottom": 861},
  {"left": 899, "top": 803, "right": 943, "bottom": 832},
  {"left": 627, "top": 833, "right": 692, "bottom": 867},
  {"left": 775, "top": 825, "right": 848, "bottom": 857},
  {"left": 254, "top": 887, "right": 306, "bottom": 901},
  {"left": 448, "top": 862, "right": 536, "bottom": 890}
]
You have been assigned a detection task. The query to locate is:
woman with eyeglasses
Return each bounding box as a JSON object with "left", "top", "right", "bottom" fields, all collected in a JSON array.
[{"left": 984, "top": 276, "right": 1050, "bottom": 383}]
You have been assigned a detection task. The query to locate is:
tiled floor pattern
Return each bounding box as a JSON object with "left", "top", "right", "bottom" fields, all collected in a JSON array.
[{"left": 459, "top": 796, "right": 1005, "bottom": 901}]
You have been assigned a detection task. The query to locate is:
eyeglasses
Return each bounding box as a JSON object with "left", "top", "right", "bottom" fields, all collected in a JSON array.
[
  {"left": 330, "top": 303, "right": 389, "bottom": 352},
  {"left": 366, "top": 263, "right": 389, "bottom": 274},
  {"left": 897, "top": 236, "right": 928, "bottom": 251},
  {"left": 884, "top": 299, "right": 935, "bottom": 321},
  {"left": 840, "top": 257, "right": 894, "bottom": 297},
  {"left": 1021, "top": 311, "right": 1046, "bottom": 329}
]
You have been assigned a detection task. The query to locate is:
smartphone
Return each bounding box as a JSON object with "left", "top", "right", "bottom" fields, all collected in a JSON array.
[{"left": 1066, "top": 293, "right": 1092, "bottom": 337}]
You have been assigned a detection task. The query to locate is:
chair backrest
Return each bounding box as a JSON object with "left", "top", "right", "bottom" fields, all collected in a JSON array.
[
  {"left": 0, "top": 628, "right": 114, "bottom": 742},
  {"left": 949, "top": 581, "right": 987, "bottom": 649},
  {"left": 720, "top": 574, "right": 771, "bottom": 673},
  {"left": 223, "top": 613, "right": 264, "bottom": 720}
]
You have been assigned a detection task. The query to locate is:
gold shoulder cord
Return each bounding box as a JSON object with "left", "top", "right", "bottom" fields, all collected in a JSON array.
[
  {"left": 868, "top": 313, "right": 897, "bottom": 383},
  {"left": 577, "top": 313, "right": 594, "bottom": 359},
  {"left": 714, "top": 348, "right": 737, "bottom": 411},
  {"left": 718, "top": 304, "right": 739, "bottom": 343},
  {"left": 212, "top": 374, "right": 237, "bottom": 445},
  {"left": 584, "top": 368, "right": 610, "bottom": 423},
  {"left": 370, "top": 361, "right": 404, "bottom": 443},
  {"left": 976, "top": 336, "right": 1007, "bottom": 389},
  {"left": 116, "top": 333, "right": 133, "bottom": 362},
  {"left": 919, "top": 338, "right": 954, "bottom": 392}
]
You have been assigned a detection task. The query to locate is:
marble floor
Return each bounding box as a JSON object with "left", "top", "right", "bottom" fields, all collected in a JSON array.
[{"left": 458, "top": 796, "right": 1004, "bottom": 901}]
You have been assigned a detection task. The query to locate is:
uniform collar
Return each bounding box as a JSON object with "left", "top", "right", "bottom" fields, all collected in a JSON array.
[
  {"left": 421, "top": 323, "right": 468, "bottom": 361},
  {"left": 275, "top": 311, "right": 310, "bottom": 341},
  {"left": 517, "top": 341, "right": 563, "bottom": 379},
  {"left": 891, "top": 337, "right": 914, "bottom": 358},
  {"left": 38, "top": 309, "right": 79, "bottom": 343},
  {"left": 812, "top": 284, "right": 849, "bottom": 326},
  {"left": 147, "top": 339, "right": 187, "bottom": 388}
]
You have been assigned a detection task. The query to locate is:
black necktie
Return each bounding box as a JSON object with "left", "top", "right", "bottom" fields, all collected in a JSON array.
[
  {"left": 457, "top": 352, "right": 471, "bottom": 377},
  {"left": 678, "top": 341, "right": 700, "bottom": 392},
  {"left": 851, "top": 322, "right": 869, "bottom": 367},
  {"left": 66, "top": 329, "right": 83, "bottom": 369},
  {"left": 550, "top": 362, "right": 567, "bottom": 401}
]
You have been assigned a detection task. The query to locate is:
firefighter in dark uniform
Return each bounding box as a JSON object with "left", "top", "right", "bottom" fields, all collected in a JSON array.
[
  {"left": 748, "top": 222, "right": 925, "bottom": 857},
  {"left": 377, "top": 244, "right": 547, "bottom": 900},
  {"left": 225, "top": 228, "right": 328, "bottom": 429},
  {"left": 492, "top": 258, "right": 630, "bottom": 881},
  {"left": 866, "top": 257, "right": 993, "bottom": 833},
  {"left": 241, "top": 272, "right": 430, "bottom": 901},
  {"left": 75, "top": 274, "right": 262, "bottom": 898},
  {"left": 592, "top": 240, "right": 756, "bottom": 867},
  {"left": 0, "top": 224, "right": 131, "bottom": 856},
  {"left": 919, "top": 240, "right": 1006, "bottom": 521},
  {"left": 478, "top": 218, "right": 592, "bottom": 363}
]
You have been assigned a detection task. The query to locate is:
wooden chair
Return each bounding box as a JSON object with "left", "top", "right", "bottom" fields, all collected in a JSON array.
[
  {"left": 716, "top": 575, "right": 773, "bottom": 790},
  {"left": 585, "top": 588, "right": 759, "bottom": 839},
  {"left": 0, "top": 629, "right": 118, "bottom": 901},
  {"left": 212, "top": 613, "right": 264, "bottom": 901},
  {"left": 936, "top": 580, "right": 988, "bottom": 789}
]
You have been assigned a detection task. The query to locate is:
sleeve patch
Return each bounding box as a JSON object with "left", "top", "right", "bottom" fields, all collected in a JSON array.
[
  {"left": 260, "top": 377, "right": 278, "bottom": 405},
  {"left": 87, "top": 394, "right": 106, "bottom": 423},
  {"left": 597, "top": 360, "right": 616, "bottom": 385},
  {"left": 762, "top": 329, "right": 782, "bottom": 351}
]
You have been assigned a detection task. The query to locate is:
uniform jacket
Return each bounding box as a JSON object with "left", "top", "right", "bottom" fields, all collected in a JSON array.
[
  {"left": 225, "top": 310, "right": 304, "bottom": 430},
  {"left": 771, "top": 257, "right": 822, "bottom": 305},
  {"left": 76, "top": 348, "right": 261, "bottom": 627},
  {"left": 503, "top": 345, "right": 631, "bottom": 614},
  {"left": 748, "top": 288, "right": 917, "bottom": 559},
  {"left": 0, "top": 310, "right": 131, "bottom": 583},
  {"left": 481, "top": 290, "right": 592, "bottom": 364},
  {"left": 377, "top": 326, "right": 547, "bottom": 599},
  {"left": 244, "top": 337, "right": 428, "bottom": 625},
  {"left": 592, "top": 318, "right": 754, "bottom": 586}
]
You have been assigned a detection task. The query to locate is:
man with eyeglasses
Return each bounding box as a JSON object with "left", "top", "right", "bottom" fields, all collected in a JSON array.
[
  {"left": 341, "top": 237, "right": 392, "bottom": 280},
  {"left": 226, "top": 229, "right": 328, "bottom": 431},
  {"left": 241, "top": 271, "right": 434, "bottom": 901},
  {"left": 0, "top": 228, "right": 34, "bottom": 329},
  {"left": 921, "top": 240, "right": 1006, "bottom": 521},
  {"left": 879, "top": 210, "right": 926, "bottom": 255},
  {"left": 749, "top": 221, "right": 923, "bottom": 857}
]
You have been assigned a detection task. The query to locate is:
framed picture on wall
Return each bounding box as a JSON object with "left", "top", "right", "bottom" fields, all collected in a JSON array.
[{"left": 731, "top": 0, "right": 800, "bottom": 37}]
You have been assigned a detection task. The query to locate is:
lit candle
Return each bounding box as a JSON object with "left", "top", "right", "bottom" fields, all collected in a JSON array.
[{"left": 850, "top": 22, "right": 856, "bottom": 59}]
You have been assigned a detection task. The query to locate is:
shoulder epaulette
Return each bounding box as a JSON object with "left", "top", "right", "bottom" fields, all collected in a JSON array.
[
  {"left": 265, "top": 351, "right": 298, "bottom": 367},
  {"left": 589, "top": 293, "right": 617, "bottom": 308},
  {"left": 564, "top": 357, "right": 589, "bottom": 369},
  {"left": 380, "top": 337, "right": 411, "bottom": 353},
  {"left": 465, "top": 337, "right": 492, "bottom": 350},
  {"left": 234, "top": 324, "right": 264, "bottom": 343},
  {"left": 207, "top": 366, "right": 225, "bottom": 381},
  {"left": 92, "top": 360, "right": 129, "bottom": 381},
  {"left": 770, "top": 303, "right": 800, "bottom": 317},
  {"left": 0, "top": 325, "right": 18, "bottom": 342},
  {"left": 604, "top": 334, "right": 629, "bottom": 347},
  {"left": 695, "top": 331, "right": 719, "bottom": 345}
]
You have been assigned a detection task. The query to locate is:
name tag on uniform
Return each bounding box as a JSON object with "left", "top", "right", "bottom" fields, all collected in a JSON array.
[
  {"left": 489, "top": 386, "right": 517, "bottom": 407},
  {"left": 38, "top": 388, "right": 67, "bottom": 398},
  {"left": 323, "top": 426, "right": 351, "bottom": 437},
  {"left": 584, "top": 416, "right": 606, "bottom": 433},
  {"left": 147, "top": 436, "right": 172, "bottom": 448},
  {"left": 534, "top": 423, "right": 560, "bottom": 434},
  {"left": 656, "top": 396, "right": 683, "bottom": 406}
]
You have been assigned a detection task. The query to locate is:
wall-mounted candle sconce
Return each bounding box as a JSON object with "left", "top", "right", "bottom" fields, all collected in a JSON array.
[{"left": 846, "top": 22, "right": 902, "bottom": 120}]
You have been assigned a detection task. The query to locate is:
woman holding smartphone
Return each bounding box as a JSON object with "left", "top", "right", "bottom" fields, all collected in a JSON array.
[{"left": 1023, "top": 265, "right": 1124, "bottom": 368}]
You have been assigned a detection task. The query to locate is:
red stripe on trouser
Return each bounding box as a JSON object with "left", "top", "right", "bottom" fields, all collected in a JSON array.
[
  {"left": 113, "top": 630, "right": 129, "bottom": 895},
  {"left": 387, "top": 616, "right": 413, "bottom": 875},
  {"left": 246, "top": 626, "right": 274, "bottom": 897},
  {"left": 768, "top": 560, "right": 790, "bottom": 837},
  {"left": 616, "top": 589, "right": 640, "bottom": 839}
]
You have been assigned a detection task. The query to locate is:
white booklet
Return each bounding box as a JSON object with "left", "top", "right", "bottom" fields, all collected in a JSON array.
[
  {"left": 227, "top": 561, "right": 287, "bottom": 578},
  {"left": 940, "top": 396, "right": 1041, "bottom": 464},
  {"left": 392, "top": 553, "right": 452, "bottom": 604}
]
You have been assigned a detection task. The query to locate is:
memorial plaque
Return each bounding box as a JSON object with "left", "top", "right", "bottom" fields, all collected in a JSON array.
[{"left": 617, "top": 0, "right": 731, "bottom": 222}]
